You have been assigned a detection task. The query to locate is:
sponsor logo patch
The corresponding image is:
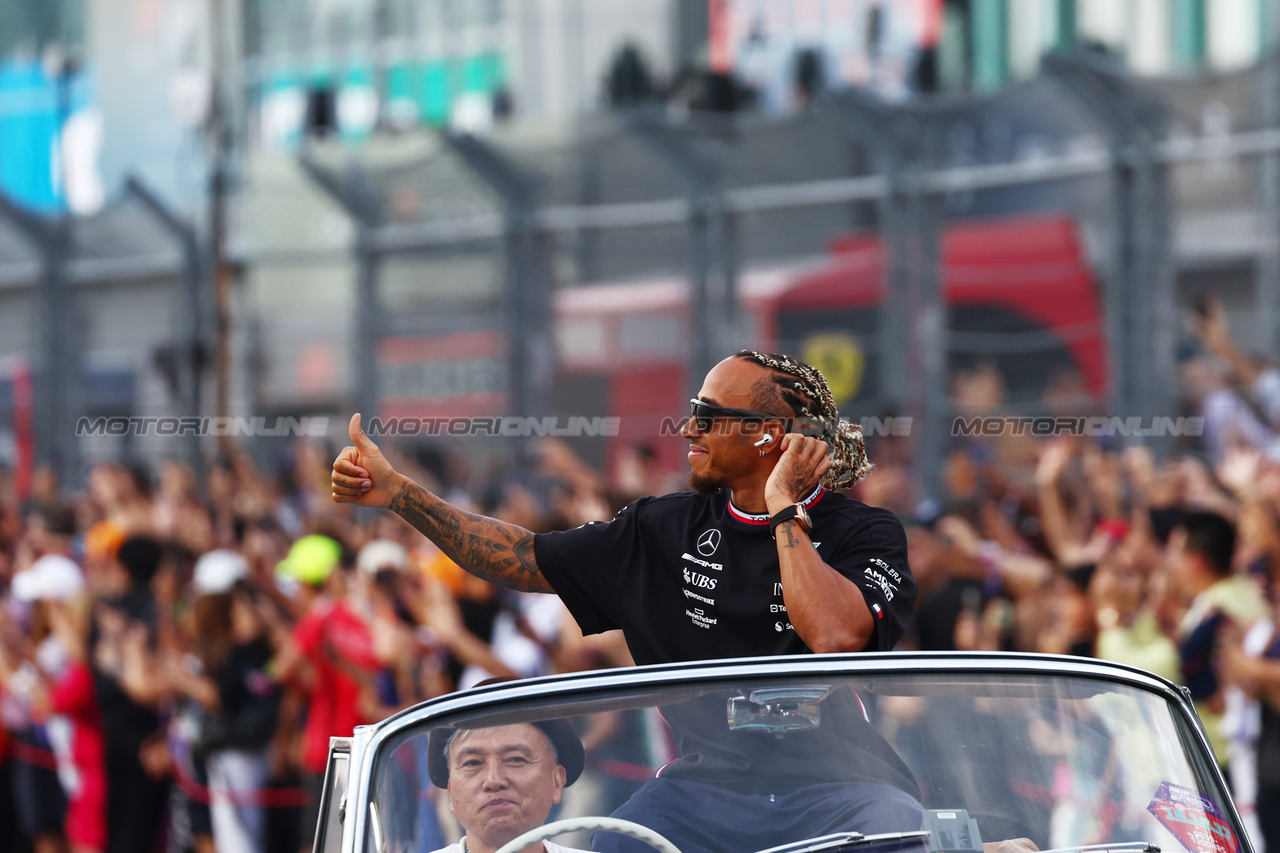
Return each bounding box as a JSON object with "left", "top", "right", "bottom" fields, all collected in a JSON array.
[
  {"left": 697, "top": 528, "right": 722, "bottom": 556},
  {"left": 683, "top": 589, "right": 715, "bottom": 606},
  {"left": 687, "top": 608, "right": 718, "bottom": 629},
  {"left": 681, "top": 553, "right": 723, "bottom": 571},
  {"left": 683, "top": 567, "right": 718, "bottom": 590},
  {"left": 864, "top": 566, "right": 899, "bottom": 601}
]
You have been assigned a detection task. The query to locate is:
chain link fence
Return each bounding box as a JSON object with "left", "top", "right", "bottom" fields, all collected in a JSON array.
[
  {"left": 250, "top": 49, "right": 1279, "bottom": 500},
  {"left": 7, "top": 49, "right": 1280, "bottom": 500},
  {"left": 0, "top": 179, "right": 200, "bottom": 488}
]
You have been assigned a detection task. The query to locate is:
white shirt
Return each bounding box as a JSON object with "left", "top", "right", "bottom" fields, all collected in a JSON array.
[
  {"left": 431, "top": 840, "right": 592, "bottom": 853},
  {"left": 1253, "top": 367, "right": 1280, "bottom": 427}
]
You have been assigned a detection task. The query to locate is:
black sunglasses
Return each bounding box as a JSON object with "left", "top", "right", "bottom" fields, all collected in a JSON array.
[
  {"left": 689, "top": 399, "right": 832, "bottom": 439},
  {"left": 689, "top": 399, "right": 787, "bottom": 433}
]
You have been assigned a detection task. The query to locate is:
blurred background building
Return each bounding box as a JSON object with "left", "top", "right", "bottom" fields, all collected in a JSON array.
[{"left": 3, "top": 0, "right": 1280, "bottom": 502}]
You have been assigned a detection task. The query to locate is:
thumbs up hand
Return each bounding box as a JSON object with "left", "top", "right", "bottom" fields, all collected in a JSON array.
[{"left": 331, "top": 413, "right": 404, "bottom": 508}]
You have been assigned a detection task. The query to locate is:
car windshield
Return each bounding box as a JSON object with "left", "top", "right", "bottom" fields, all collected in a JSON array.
[{"left": 364, "top": 667, "right": 1239, "bottom": 853}]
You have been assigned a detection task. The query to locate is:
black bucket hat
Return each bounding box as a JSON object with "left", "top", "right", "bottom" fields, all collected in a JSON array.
[{"left": 427, "top": 720, "right": 585, "bottom": 788}]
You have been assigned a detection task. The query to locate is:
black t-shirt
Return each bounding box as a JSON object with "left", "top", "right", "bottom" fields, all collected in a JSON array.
[
  {"left": 534, "top": 486, "right": 916, "bottom": 665},
  {"left": 92, "top": 590, "right": 162, "bottom": 758},
  {"left": 207, "top": 638, "right": 280, "bottom": 751},
  {"left": 537, "top": 488, "right": 918, "bottom": 793}
]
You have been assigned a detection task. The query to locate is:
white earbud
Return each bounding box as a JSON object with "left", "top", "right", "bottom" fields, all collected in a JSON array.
[{"left": 753, "top": 434, "right": 774, "bottom": 447}]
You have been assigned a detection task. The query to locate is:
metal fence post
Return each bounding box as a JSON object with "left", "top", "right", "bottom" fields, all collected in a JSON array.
[
  {"left": 905, "top": 135, "right": 947, "bottom": 506},
  {"left": 1046, "top": 55, "right": 1172, "bottom": 445},
  {"left": 690, "top": 191, "right": 713, "bottom": 388},
  {"left": 0, "top": 196, "right": 78, "bottom": 488},
  {"left": 1044, "top": 56, "right": 1136, "bottom": 419},
  {"left": 298, "top": 155, "right": 383, "bottom": 424},
  {"left": 823, "top": 93, "right": 944, "bottom": 501},
  {"left": 1258, "top": 52, "right": 1280, "bottom": 358},
  {"left": 442, "top": 133, "right": 554, "bottom": 469},
  {"left": 1136, "top": 145, "right": 1176, "bottom": 447},
  {"left": 353, "top": 230, "right": 381, "bottom": 426},
  {"left": 629, "top": 111, "right": 734, "bottom": 392},
  {"left": 822, "top": 91, "right": 912, "bottom": 417},
  {"left": 125, "top": 176, "right": 206, "bottom": 476},
  {"left": 879, "top": 148, "right": 913, "bottom": 425}
]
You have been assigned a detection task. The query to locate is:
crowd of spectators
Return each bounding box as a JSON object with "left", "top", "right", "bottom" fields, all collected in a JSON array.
[
  {"left": 0, "top": 438, "right": 638, "bottom": 853},
  {"left": 1, "top": 300, "right": 1280, "bottom": 853}
]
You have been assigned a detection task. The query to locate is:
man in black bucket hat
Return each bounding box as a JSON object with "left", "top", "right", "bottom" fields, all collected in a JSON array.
[{"left": 426, "top": 721, "right": 590, "bottom": 853}]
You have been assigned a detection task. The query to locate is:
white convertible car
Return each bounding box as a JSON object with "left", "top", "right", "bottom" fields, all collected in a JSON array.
[{"left": 312, "top": 653, "right": 1249, "bottom": 853}]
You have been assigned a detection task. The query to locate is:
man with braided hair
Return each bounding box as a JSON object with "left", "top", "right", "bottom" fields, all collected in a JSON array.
[
  {"left": 733, "top": 350, "right": 874, "bottom": 489},
  {"left": 332, "top": 350, "right": 913, "bottom": 662},
  {"left": 332, "top": 351, "right": 922, "bottom": 853}
]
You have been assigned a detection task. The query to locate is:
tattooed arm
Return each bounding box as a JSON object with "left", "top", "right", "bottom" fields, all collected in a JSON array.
[
  {"left": 766, "top": 433, "right": 873, "bottom": 653},
  {"left": 388, "top": 480, "right": 549, "bottom": 592},
  {"left": 331, "top": 414, "right": 551, "bottom": 593}
]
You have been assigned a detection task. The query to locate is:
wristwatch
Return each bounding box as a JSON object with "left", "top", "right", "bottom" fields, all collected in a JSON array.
[{"left": 769, "top": 503, "right": 812, "bottom": 540}]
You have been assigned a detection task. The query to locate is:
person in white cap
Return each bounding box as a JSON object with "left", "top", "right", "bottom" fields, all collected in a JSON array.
[
  {"left": 357, "top": 539, "right": 409, "bottom": 577},
  {"left": 11, "top": 553, "right": 85, "bottom": 604},
  {"left": 351, "top": 539, "right": 426, "bottom": 718},
  {"left": 192, "top": 549, "right": 248, "bottom": 596},
  {"left": 1, "top": 554, "right": 103, "bottom": 853}
]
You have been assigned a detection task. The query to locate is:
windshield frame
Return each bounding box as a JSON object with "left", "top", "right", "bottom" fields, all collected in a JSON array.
[{"left": 338, "top": 651, "right": 1246, "bottom": 853}]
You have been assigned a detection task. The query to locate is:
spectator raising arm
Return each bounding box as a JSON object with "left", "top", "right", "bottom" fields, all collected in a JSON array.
[
  {"left": 1195, "top": 294, "right": 1280, "bottom": 431},
  {"left": 1036, "top": 440, "right": 1083, "bottom": 566},
  {"left": 1195, "top": 295, "right": 1264, "bottom": 389}
]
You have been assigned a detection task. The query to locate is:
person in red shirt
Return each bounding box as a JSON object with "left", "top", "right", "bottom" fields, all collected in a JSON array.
[
  {"left": 5, "top": 555, "right": 106, "bottom": 853},
  {"left": 45, "top": 597, "right": 106, "bottom": 853},
  {"left": 270, "top": 536, "right": 382, "bottom": 853}
]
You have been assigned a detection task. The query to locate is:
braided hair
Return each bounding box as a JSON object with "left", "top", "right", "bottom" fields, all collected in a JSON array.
[{"left": 736, "top": 350, "right": 872, "bottom": 489}]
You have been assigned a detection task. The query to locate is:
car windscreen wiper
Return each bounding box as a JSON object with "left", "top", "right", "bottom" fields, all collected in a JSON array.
[
  {"left": 756, "top": 834, "right": 1159, "bottom": 853},
  {"left": 1029, "top": 844, "right": 1159, "bottom": 853},
  {"left": 755, "top": 830, "right": 932, "bottom": 853}
]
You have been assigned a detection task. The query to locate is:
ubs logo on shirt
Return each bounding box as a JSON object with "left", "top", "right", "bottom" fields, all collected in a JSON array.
[{"left": 683, "top": 567, "right": 718, "bottom": 590}]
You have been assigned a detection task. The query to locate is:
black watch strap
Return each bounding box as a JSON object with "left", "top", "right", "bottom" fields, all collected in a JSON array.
[{"left": 770, "top": 504, "right": 808, "bottom": 540}]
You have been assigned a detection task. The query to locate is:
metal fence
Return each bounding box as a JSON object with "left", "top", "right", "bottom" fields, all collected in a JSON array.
[
  {"left": 234, "top": 49, "right": 1280, "bottom": 500},
  {"left": 8, "top": 48, "right": 1280, "bottom": 501},
  {"left": 0, "top": 178, "right": 201, "bottom": 489}
]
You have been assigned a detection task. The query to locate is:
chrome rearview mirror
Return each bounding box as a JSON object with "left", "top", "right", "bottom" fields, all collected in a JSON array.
[{"left": 727, "top": 685, "right": 831, "bottom": 734}]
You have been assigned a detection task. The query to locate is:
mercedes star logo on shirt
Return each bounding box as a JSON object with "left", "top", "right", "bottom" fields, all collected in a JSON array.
[{"left": 697, "top": 528, "right": 721, "bottom": 556}]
